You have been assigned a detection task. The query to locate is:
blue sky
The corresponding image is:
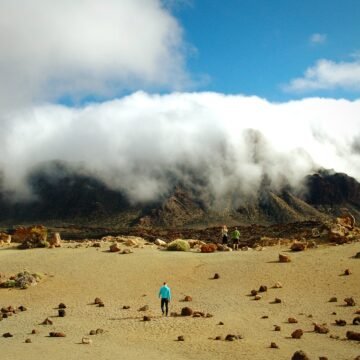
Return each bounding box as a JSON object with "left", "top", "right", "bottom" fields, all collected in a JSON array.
[{"left": 174, "top": 0, "right": 360, "bottom": 100}]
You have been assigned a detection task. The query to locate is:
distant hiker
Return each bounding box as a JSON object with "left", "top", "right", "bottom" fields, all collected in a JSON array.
[
  {"left": 231, "top": 227, "right": 240, "bottom": 250},
  {"left": 158, "top": 282, "right": 171, "bottom": 316},
  {"left": 221, "top": 225, "right": 228, "bottom": 245}
]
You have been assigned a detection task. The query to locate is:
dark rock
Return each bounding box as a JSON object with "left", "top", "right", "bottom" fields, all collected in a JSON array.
[
  {"left": 213, "top": 273, "right": 220, "bottom": 279},
  {"left": 274, "top": 325, "right": 281, "bottom": 331},
  {"left": 291, "top": 350, "right": 310, "bottom": 360},
  {"left": 94, "top": 297, "right": 102, "bottom": 305},
  {"left": 96, "top": 328, "right": 104, "bottom": 334},
  {"left": 31, "top": 329, "right": 39, "bottom": 334},
  {"left": 181, "top": 307, "right": 193, "bottom": 316},
  {"left": 143, "top": 316, "right": 151, "bottom": 321},
  {"left": 177, "top": 335, "right": 185, "bottom": 341},
  {"left": 25, "top": 338, "right": 32, "bottom": 343},
  {"left": 122, "top": 305, "right": 130, "bottom": 309},
  {"left": 41, "top": 318, "right": 53, "bottom": 325},
  {"left": 58, "top": 309, "right": 66, "bottom": 317},
  {"left": 318, "top": 357, "right": 328, "bottom": 360},
  {"left": 214, "top": 336, "right": 222, "bottom": 340},
  {"left": 218, "top": 321, "right": 224, "bottom": 325},
  {"left": 335, "top": 319, "right": 346, "bottom": 326},
  {"left": 291, "top": 329, "right": 303, "bottom": 339},
  {"left": 274, "top": 298, "right": 282, "bottom": 304},
  {"left": 89, "top": 330, "right": 96, "bottom": 335},
  {"left": 279, "top": 254, "right": 291, "bottom": 263},
  {"left": 138, "top": 305, "right": 149, "bottom": 311},
  {"left": 353, "top": 316, "right": 360, "bottom": 325},
  {"left": 250, "top": 289, "right": 258, "bottom": 296},
  {"left": 288, "top": 317, "right": 298, "bottom": 323},
  {"left": 58, "top": 303, "right": 66, "bottom": 309},
  {"left": 98, "top": 302, "right": 105, "bottom": 307},
  {"left": 254, "top": 295, "right": 262, "bottom": 300},
  {"left": 344, "top": 269, "right": 351, "bottom": 275},
  {"left": 225, "top": 334, "right": 237, "bottom": 341},
  {"left": 291, "top": 242, "right": 307, "bottom": 251},
  {"left": 18, "top": 305, "right": 27, "bottom": 311},
  {"left": 345, "top": 297, "right": 356, "bottom": 306},
  {"left": 3, "top": 332, "right": 13, "bottom": 338},
  {"left": 49, "top": 332, "right": 66, "bottom": 337},
  {"left": 259, "top": 285, "right": 267, "bottom": 292},
  {"left": 261, "top": 315, "right": 269, "bottom": 319},
  {"left": 346, "top": 331, "right": 360, "bottom": 341},
  {"left": 270, "top": 342, "right": 279, "bottom": 348}
]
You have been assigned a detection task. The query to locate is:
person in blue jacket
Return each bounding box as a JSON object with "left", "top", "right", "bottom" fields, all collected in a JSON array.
[{"left": 158, "top": 282, "right": 171, "bottom": 316}]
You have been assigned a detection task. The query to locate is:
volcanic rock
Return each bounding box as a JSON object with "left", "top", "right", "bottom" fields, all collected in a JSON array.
[
  {"left": 291, "top": 329, "right": 303, "bottom": 339},
  {"left": 270, "top": 342, "right": 279, "bottom": 348},
  {"left": 213, "top": 273, "right": 220, "bottom": 279},
  {"left": 25, "top": 338, "right": 32, "bottom": 343},
  {"left": 291, "top": 241, "right": 307, "bottom": 251},
  {"left": 143, "top": 316, "right": 151, "bottom": 321},
  {"left": 3, "top": 332, "right": 13, "bottom": 338},
  {"left": 314, "top": 323, "right": 329, "bottom": 333},
  {"left": 274, "top": 325, "right": 281, "bottom": 331},
  {"left": 58, "top": 309, "right": 66, "bottom": 317},
  {"left": 250, "top": 289, "right": 258, "bottom": 296},
  {"left": 345, "top": 297, "right": 356, "bottom": 306},
  {"left": 58, "top": 303, "right": 66, "bottom": 309},
  {"left": 279, "top": 254, "right": 291, "bottom": 263},
  {"left": 94, "top": 297, "right": 102, "bottom": 305},
  {"left": 291, "top": 350, "right": 310, "bottom": 360},
  {"left": 288, "top": 317, "right": 298, "bottom": 323},
  {"left": 258, "top": 285, "right": 267, "bottom": 292},
  {"left": 181, "top": 307, "right": 193, "bottom": 316},
  {"left": 177, "top": 335, "right": 185, "bottom": 341},
  {"left": 344, "top": 269, "right": 351, "bottom": 275},
  {"left": 329, "top": 297, "right": 337, "bottom": 302},
  {"left": 254, "top": 295, "right": 262, "bottom": 300},
  {"left": 41, "top": 318, "right": 53, "bottom": 325},
  {"left": 335, "top": 319, "right": 346, "bottom": 326},
  {"left": 346, "top": 331, "right": 360, "bottom": 341},
  {"left": 49, "top": 332, "right": 66, "bottom": 337}
]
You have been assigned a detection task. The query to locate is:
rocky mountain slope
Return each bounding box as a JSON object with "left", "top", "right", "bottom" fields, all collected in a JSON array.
[{"left": 0, "top": 164, "right": 359, "bottom": 229}]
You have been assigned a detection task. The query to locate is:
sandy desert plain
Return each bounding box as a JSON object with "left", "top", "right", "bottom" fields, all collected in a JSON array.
[{"left": 0, "top": 237, "right": 359, "bottom": 360}]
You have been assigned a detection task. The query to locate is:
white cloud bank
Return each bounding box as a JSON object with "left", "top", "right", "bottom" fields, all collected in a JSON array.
[
  {"left": 0, "top": 0, "right": 188, "bottom": 110},
  {"left": 285, "top": 58, "right": 360, "bottom": 92},
  {"left": 1, "top": 92, "right": 360, "bottom": 204}
]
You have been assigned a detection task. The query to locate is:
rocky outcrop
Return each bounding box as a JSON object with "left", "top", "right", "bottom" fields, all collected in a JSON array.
[{"left": 15, "top": 226, "right": 48, "bottom": 249}]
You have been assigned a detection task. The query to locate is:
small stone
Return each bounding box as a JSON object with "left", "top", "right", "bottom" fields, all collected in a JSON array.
[
  {"left": 329, "top": 297, "right": 337, "bottom": 302},
  {"left": 181, "top": 307, "right": 193, "bottom": 316},
  {"left": 31, "top": 329, "right": 39, "bottom": 334},
  {"left": 82, "top": 337, "right": 92, "bottom": 344},
  {"left": 345, "top": 297, "right": 356, "bottom": 306},
  {"left": 18, "top": 305, "right": 27, "bottom": 311},
  {"left": 270, "top": 342, "right": 279, "bottom": 349},
  {"left": 279, "top": 253, "right": 291, "bottom": 263},
  {"left": 94, "top": 297, "right": 102, "bottom": 305},
  {"left": 346, "top": 331, "right": 360, "bottom": 341},
  {"left": 319, "top": 357, "right": 328, "bottom": 360},
  {"left": 25, "top": 338, "right": 32, "bottom": 343},
  {"left": 218, "top": 321, "right": 224, "bottom": 325},
  {"left": 41, "top": 318, "right": 53, "bottom": 325},
  {"left": 254, "top": 295, "right": 262, "bottom": 300},
  {"left": 206, "top": 313, "right": 213, "bottom": 318},
  {"left": 291, "top": 351, "right": 310, "bottom": 360},
  {"left": 274, "top": 298, "right": 282, "bottom": 304},
  {"left": 250, "top": 289, "right": 258, "bottom": 296},
  {"left": 214, "top": 336, "right": 222, "bottom": 340},
  {"left": 213, "top": 273, "right": 220, "bottom": 279},
  {"left": 58, "top": 309, "right": 66, "bottom": 317},
  {"left": 96, "top": 328, "right": 104, "bottom": 334},
  {"left": 177, "top": 335, "right": 185, "bottom": 341},
  {"left": 344, "top": 269, "right": 351, "bottom": 275},
  {"left": 184, "top": 295, "right": 192, "bottom": 302},
  {"left": 258, "top": 285, "right": 267, "bottom": 292},
  {"left": 331, "top": 312, "right": 337, "bottom": 315},
  {"left": 138, "top": 305, "right": 149, "bottom": 312},
  {"left": 261, "top": 315, "right": 269, "bottom": 319},
  {"left": 274, "top": 325, "right": 281, "bottom": 331},
  {"left": 288, "top": 317, "right": 298, "bottom": 323},
  {"left": 98, "top": 302, "right": 105, "bottom": 307},
  {"left": 143, "top": 315, "right": 151, "bottom": 321},
  {"left": 308, "top": 314, "right": 313, "bottom": 318},
  {"left": 225, "top": 334, "right": 237, "bottom": 341},
  {"left": 3, "top": 332, "right": 13, "bottom": 338},
  {"left": 353, "top": 316, "right": 360, "bottom": 325},
  {"left": 49, "top": 332, "right": 66, "bottom": 337},
  {"left": 58, "top": 303, "right": 66, "bottom": 309},
  {"left": 335, "top": 319, "right": 347, "bottom": 326},
  {"left": 291, "top": 329, "right": 303, "bottom": 339},
  {"left": 314, "top": 323, "right": 329, "bottom": 333},
  {"left": 122, "top": 305, "right": 130, "bottom": 309},
  {"left": 273, "top": 282, "right": 283, "bottom": 288},
  {"left": 89, "top": 330, "right": 96, "bottom": 335}
]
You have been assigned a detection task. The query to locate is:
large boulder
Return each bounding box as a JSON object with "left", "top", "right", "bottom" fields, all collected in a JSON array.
[
  {"left": 48, "top": 232, "right": 61, "bottom": 248},
  {"left": 16, "top": 226, "right": 48, "bottom": 249}
]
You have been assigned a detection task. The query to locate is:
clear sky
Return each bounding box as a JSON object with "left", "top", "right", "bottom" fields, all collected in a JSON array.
[{"left": 174, "top": 0, "right": 360, "bottom": 100}]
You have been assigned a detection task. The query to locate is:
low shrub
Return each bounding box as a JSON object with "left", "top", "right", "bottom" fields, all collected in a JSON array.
[{"left": 167, "top": 239, "right": 190, "bottom": 252}]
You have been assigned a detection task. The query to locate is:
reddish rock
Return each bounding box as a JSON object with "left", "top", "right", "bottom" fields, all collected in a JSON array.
[
  {"left": 346, "top": 331, "right": 360, "bottom": 341},
  {"left": 270, "top": 342, "right": 279, "bottom": 348},
  {"left": 184, "top": 295, "right": 192, "bottom": 302},
  {"left": 181, "top": 307, "right": 193, "bottom": 316},
  {"left": 288, "top": 317, "right": 298, "bottom": 323},
  {"left": 279, "top": 254, "right": 291, "bottom": 263},
  {"left": 143, "top": 316, "right": 151, "bottom": 321},
  {"left": 200, "top": 243, "right": 217, "bottom": 253},
  {"left": 138, "top": 305, "right": 149, "bottom": 312},
  {"left": 314, "top": 323, "right": 329, "bottom": 333},
  {"left": 291, "top": 242, "right": 307, "bottom": 251},
  {"left": 58, "top": 309, "right": 66, "bottom": 317},
  {"left": 254, "top": 295, "right": 262, "bottom": 300},
  {"left": 291, "top": 329, "right": 303, "bottom": 339},
  {"left": 122, "top": 305, "right": 130, "bottom": 309}
]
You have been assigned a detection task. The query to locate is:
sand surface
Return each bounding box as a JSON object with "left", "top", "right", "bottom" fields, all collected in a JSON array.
[{"left": 1, "top": 241, "right": 359, "bottom": 360}]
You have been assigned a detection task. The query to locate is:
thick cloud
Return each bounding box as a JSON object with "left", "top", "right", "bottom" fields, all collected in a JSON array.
[
  {"left": 1, "top": 92, "right": 360, "bottom": 204},
  {"left": 0, "top": 0, "right": 187, "bottom": 110}
]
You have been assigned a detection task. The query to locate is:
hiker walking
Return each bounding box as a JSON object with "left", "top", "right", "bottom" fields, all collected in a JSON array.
[
  {"left": 221, "top": 225, "right": 228, "bottom": 245},
  {"left": 158, "top": 282, "right": 171, "bottom": 316},
  {"left": 231, "top": 227, "right": 240, "bottom": 250}
]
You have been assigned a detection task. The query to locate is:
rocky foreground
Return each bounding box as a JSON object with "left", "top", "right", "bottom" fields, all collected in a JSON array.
[{"left": 0, "top": 233, "right": 359, "bottom": 360}]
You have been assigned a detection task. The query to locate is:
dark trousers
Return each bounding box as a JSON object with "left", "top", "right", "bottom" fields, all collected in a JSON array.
[{"left": 161, "top": 298, "right": 169, "bottom": 315}]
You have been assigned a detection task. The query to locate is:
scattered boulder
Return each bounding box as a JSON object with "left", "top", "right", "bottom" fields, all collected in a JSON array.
[
  {"left": 82, "top": 337, "right": 92, "bottom": 344},
  {"left": 335, "top": 319, "right": 346, "bottom": 326},
  {"left": 58, "top": 309, "right": 66, "bottom": 317},
  {"left": 41, "top": 318, "right": 53, "bottom": 325},
  {"left": 345, "top": 297, "right": 356, "bottom": 306},
  {"left": 138, "top": 305, "right": 149, "bottom": 312},
  {"left": 279, "top": 254, "right": 291, "bottom": 263},
  {"left": 288, "top": 317, "right": 298, "bottom": 324},
  {"left": 274, "top": 325, "right": 281, "bottom": 331},
  {"left": 49, "top": 332, "right": 66, "bottom": 337},
  {"left": 213, "top": 273, "right": 220, "bottom": 280},
  {"left": 254, "top": 295, "right": 262, "bottom": 301},
  {"left": 314, "top": 323, "right": 329, "bottom": 333},
  {"left": 344, "top": 269, "right": 351, "bottom": 275},
  {"left": 109, "top": 243, "right": 120, "bottom": 252},
  {"left": 48, "top": 233, "right": 61, "bottom": 248},
  {"left": 355, "top": 252, "right": 360, "bottom": 259},
  {"left": 353, "top": 317, "right": 360, "bottom": 325},
  {"left": 218, "top": 321, "right": 224, "bottom": 325},
  {"left": 214, "top": 336, "right": 222, "bottom": 340},
  {"left": 183, "top": 295, "right": 192, "bottom": 302},
  {"left": 94, "top": 298, "right": 103, "bottom": 305},
  {"left": 95, "top": 329, "right": 104, "bottom": 334},
  {"left": 270, "top": 342, "right": 279, "bottom": 349},
  {"left": 58, "top": 303, "right": 66, "bottom": 309},
  {"left": 225, "top": 334, "right": 238, "bottom": 341},
  {"left": 3, "top": 332, "right": 13, "bottom": 338},
  {"left": 200, "top": 243, "right": 217, "bottom": 253},
  {"left": 291, "top": 329, "right": 303, "bottom": 339},
  {"left": 346, "top": 331, "right": 360, "bottom": 341},
  {"left": 31, "top": 329, "right": 38, "bottom": 334},
  {"left": 25, "top": 338, "right": 32, "bottom": 343},
  {"left": 122, "top": 306, "right": 130, "bottom": 309},
  {"left": 291, "top": 351, "right": 310, "bottom": 360},
  {"left": 273, "top": 298, "right": 282, "bottom": 304},
  {"left": 250, "top": 289, "right": 258, "bottom": 296},
  {"left": 329, "top": 297, "right": 337, "bottom": 302},
  {"left": 143, "top": 316, "right": 151, "bottom": 321},
  {"left": 18, "top": 305, "right": 27, "bottom": 311},
  {"left": 181, "top": 307, "right": 193, "bottom": 316},
  {"left": 177, "top": 335, "right": 185, "bottom": 341},
  {"left": 273, "top": 282, "right": 283, "bottom": 289},
  {"left": 291, "top": 241, "right": 307, "bottom": 251},
  {"left": 258, "top": 285, "right": 267, "bottom": 292}
]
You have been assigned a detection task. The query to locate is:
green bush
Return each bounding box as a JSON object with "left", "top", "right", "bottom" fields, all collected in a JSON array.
[{"left": 167, "top": 239, "right": 190, "bottom": 252}]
